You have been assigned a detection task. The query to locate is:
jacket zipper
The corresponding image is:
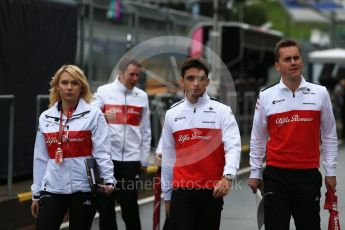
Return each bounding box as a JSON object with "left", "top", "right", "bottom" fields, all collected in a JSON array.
[
  {"left": 66, "top": 125, "right": 69, "bottom": 154},
  {"left": 122, "top": 90, "right": 128, "bottom": 161},
  {"left": 60, "top": 113, "right": 73, "bottom": 193},
  {"left": 64, "top": 111, "right": 89, "bottom": 192},
  {"left": 66, "top": 124, "right": 73, "bottom": 192},
  {"left": 292, "top": 91, "right": 296, "bottom": 109}
]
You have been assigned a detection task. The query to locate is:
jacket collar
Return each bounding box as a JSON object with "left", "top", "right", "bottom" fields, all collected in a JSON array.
[
  {"left": 47, "top": 98, "right": 91, "bottom": 118},
  {"left": 185, "top": 91, "right": 210, "bottom": 108},
  {"left": 278, "top": 76, "right": 308, "bottom": 91},
  {"left": 114, "top": 77, "right": 136, "bottom": 94}
]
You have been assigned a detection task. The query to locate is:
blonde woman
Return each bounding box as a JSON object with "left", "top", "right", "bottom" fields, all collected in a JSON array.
[{"left": 31, "top": 65, "right": 115, "bottom": 229}]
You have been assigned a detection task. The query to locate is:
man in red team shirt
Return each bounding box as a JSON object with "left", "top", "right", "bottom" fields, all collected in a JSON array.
[{"left": 248, "top": 39, "right": 338, "bottom": 229}]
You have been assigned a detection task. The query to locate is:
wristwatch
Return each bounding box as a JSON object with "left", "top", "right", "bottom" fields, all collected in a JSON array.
[{"left": 223, "top": 174, "right": 235, "bottom": 180}]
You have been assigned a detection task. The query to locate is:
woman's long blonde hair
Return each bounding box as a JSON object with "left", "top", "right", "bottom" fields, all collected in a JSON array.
[{"left": 49, "top": 65, "right": 92, "bottom": 107}]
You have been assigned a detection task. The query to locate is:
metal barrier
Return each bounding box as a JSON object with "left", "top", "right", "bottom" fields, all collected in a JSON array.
[
  {"left": 0, "top": 95, "right": 15, "bottom": 196},
  {"left": 36, "top": 94, "right": 50, "bottom": 127},
  {"left": 226, "top": 91, "right": 257, "bottom": 142},
  {"left": 150, "top": 93, "right": 183, "bottom": 147},
  {"left": 241, "top": 91, "right": 257, "bottom": 138}
]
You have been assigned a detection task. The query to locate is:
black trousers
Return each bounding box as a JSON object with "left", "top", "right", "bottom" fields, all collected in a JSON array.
[
  {"left": 36, "top": 191, "right": 95, "bottom": 230},
  {"left": 169, "top": 188, "right": 224, "bottom": 230},
  {"left": 263, "top": 166, "right": 322, "bottom": 230},
  {"left": 162, "top": 215, "right": 173, "bottom": 230},
  {"left": 96, "top": 160, "right": 142, "bottom": 230}
]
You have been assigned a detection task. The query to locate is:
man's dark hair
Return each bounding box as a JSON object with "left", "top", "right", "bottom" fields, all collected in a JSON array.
[
  {"left": 274, "top": 39, "right": 301, "bottom": 61},
  {"left": 118, "top": 58, "right": 141, "bottom": 72},
  {"left": 181, "top": 58, "right": 209, "bottom": 78}
]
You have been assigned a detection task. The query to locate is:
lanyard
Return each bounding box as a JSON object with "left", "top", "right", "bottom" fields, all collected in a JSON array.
[
  {"left": 55, "top": 108, "right": 74, "bottom": 164},
  {"left": 58, "top": 108, "right": 74, "bottom": 147}
]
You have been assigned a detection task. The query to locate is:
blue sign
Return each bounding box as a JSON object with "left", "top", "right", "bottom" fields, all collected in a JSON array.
[{"left": 282, "top": 0, "right": 343, "bottom": 11}]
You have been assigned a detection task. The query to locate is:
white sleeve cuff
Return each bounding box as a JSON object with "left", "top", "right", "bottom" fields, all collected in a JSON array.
[
  {"left": 249, "top": 169, "right": 262, "bottom": 179},
  {"left": 163, "top": 191, "right": 172, "bottom": 201},
  {"left": 140, "top": 161, "right": 149, "bottom": 167},
  {"left": 324, "top": 166, "right": 336, "bottom": 177}
]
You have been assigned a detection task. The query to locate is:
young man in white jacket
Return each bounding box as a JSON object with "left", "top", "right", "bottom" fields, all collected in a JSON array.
[
  {"left": 161, "top": 58, "right": 241, "bottom": 230},
  {"left": 92, "top": 58, "right": 151, "bottom": 230}
]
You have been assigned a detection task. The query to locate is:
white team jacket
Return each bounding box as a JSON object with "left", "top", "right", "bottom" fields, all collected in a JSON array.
[
  {"left": 92, "top": 79, "right": 151, "bottom": 165},
  {"left": 249, "top": 77, "right": 338, "bottom": 179},
  {"left": 31, "top": 99, "right": 115, "bottom": 198},
  {"left": 161, "top": 93, "right": 241, "bottom": 200}
]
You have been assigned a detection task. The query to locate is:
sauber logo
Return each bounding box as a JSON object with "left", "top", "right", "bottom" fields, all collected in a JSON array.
[
  {"left": 272, "top": 99, "right": 285, "bottom": 104},
  {"left": 275, "top": 114, "right": 314, "bottom": 127},
  {"left": 174, "top": 116, "right": 186, "bottom": 122},
  {"left": 302, "top": 88, "right": 312, "bottom": 94},
  {"left": 178, "top": 132, "right": 211, "bottom": 144}
]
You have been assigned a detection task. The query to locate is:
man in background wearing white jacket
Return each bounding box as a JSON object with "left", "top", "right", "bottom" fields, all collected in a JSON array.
[{"left": 92, "top": 58, "right": 151, "bottom": 230}]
